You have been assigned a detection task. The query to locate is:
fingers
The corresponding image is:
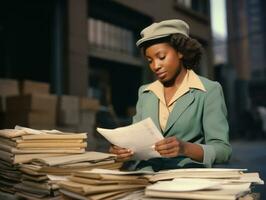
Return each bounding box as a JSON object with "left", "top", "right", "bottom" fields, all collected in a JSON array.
[
  {"left": 155, "top": 137, "right": 182, "bottom": 158},
  {"left": 158, "top": 146, "right": 179, "bottom": 157},
  {"left": 155, "top": 137, "right": 179, "bottom": 151},
  {"left": 109, "top": 145, "right": 134, "bottom": 161}
]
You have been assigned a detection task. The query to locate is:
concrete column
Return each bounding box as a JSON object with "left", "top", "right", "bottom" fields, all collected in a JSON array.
[{"left": 66, "top": 0, "right": 88, "bottom": 96}]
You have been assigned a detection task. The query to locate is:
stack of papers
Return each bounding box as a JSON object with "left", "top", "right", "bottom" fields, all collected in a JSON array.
[
  {"left": 144, "top": 168, "right": 264, "bottom": 200},
  {"left": 0, "top": 129, "right": 26, "bottom": 194},
  {"left": 0, "top": 126, "right": 89, "bottom": 199},
  {"left": 0, "top": 126, "right": 122, "bottom": 199},
  {"left": 0, "top": 126, "right": 88, "bottom": 165},
  {"left": 57, "top": 168, "right": 264, "bottom": 200},
  {"left": 149, "top": 168, "right": 248, "bottom": 182},
  {"left": 16, "top": 152, "right": 121, "bottom": 199},
  {"left": 58, "top": 168, "right": 153, "bottom": 200},
  {"left": 20, "top": 152, "right": 121, "bottom": 175}
]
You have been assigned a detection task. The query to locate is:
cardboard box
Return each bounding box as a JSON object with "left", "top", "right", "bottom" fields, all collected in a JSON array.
[
  {"left": 57, "top": 95, "right": 80, "bottom": 126},
  {"left": 58, "top": 109, "right": 80, "bottom": 126},
  {"left": 80, "top": 98, "right": 100, "bottom": 111},
  {"left": 58, "top": 95, "right": 79, "bottom": 111},
  {"left": 79, "top": 110, "right": 96, "bottom": 126},
  {"left": 6, "top": 94, "right": 57, "bottom": 113},
  {"left": 5, "top": 111, "right": 56, "bottom": 129},
  {"left": 0, "top": 79, "right": 19, "bottom": 96},
  {"left": 20, "top": 80, "right": 50, "bottom": 95}
]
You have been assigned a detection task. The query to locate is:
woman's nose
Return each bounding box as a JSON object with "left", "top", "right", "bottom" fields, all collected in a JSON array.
[{"left": 153, "top": 62, "right": 161, "bottom": 71}]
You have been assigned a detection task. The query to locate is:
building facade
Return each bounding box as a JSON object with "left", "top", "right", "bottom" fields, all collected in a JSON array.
[
  {"left": 0, "top": 0, "right": 213, "bottom": 120},
  {"left": 227, "top": 0, "right": 266, "bottom": 137}
]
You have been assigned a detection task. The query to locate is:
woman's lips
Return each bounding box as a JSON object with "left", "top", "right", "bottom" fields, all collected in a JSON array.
[{"left": 156, "top": 71, "right": 167, "bottom": 79}]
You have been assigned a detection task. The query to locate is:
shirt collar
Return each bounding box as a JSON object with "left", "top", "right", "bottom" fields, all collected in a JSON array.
[
  {"left": 144, "top": 70, "right": 206, "bottom": 92},
  {"left": 143, "top": 70, "right": 206, "bottom": 105},
  {"left": 187, "top": 70, "right": 206, "bottom": 92}
]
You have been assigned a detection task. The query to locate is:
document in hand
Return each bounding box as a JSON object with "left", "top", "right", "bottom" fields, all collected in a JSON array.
[{"left": 96, "top": 117, "right": 164, "bottom": 160}]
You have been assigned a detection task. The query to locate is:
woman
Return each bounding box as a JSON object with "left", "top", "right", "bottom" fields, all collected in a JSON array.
[{"left": 110, "top": 19, "right": 232, "bottom": 170}]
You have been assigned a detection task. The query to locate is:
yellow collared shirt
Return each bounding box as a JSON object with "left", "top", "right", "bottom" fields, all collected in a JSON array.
[{"left": 144, "top": 69, "right": 206, "bottom": 131}]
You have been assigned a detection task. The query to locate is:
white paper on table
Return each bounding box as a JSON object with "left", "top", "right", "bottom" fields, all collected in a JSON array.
[
  {"left": 88, "top": 168, "right": 155, "bottom": 175},
  {"left": 147, "top": 178, "right": 221, "bottom": 192},
  {"left": 96, "top": 117, "right": 164, "bottom": 160}
]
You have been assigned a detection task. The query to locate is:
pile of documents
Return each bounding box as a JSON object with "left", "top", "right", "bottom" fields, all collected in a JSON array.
[
  {"left": 58, "top": 168, "right": 152, "bottom": 200},
  {"left": 0, "top": 126, "right": 123, "bottom": 199},
  {"left": 15, "top": 152, "right": 121, "bottom": 200},
  {"left": 0, "top": 126, "right": 88, "bottom": 197},
  {"left": 0, "top": 126, "right": 88, "bottom": 165},
  {"left": 57, "top": 168, "right": 264, "bottom": 200},
  {"left": 145, "top": 168, "right": 264, "bottom": 200},
  {"left": 0, "top": 129, "right": 26, "bottom": 194}
]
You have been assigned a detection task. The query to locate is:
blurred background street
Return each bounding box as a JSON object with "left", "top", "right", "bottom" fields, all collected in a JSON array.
[{"left": 227, "top": 141, "right": 266, "bottom": 199}]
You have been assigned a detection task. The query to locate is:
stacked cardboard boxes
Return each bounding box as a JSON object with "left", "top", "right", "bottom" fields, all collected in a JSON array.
[
  {"left": 1, "top": 79, "right": 104, "bottom": 152},
  {"left": 0, "top": 79, "right": 20, "bottom": 128},
  {"left": 57, "top": 95, "right": 80, "bottom": 132},
  {"left": 5, "top": 80, "right": 57, "bottom": 129},
  {"left": 20, "top": 80, "right": 50, "bottom": 95},
  {"left": 78, "top": 98, "right": 100, "bottom": 151}
]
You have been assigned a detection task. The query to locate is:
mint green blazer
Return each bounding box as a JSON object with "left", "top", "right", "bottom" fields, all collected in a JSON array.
[{"left": 133, "top": 76, "right": 232, "bottom": 168}]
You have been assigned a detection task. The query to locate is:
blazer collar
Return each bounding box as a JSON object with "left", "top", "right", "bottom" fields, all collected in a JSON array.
[
  {"left": 141, "top": 70, "right": 203, "bottom": 133},
  {"left": 142, "top": 89, "right": 195, "bottom": 134},
  {"left": 164, "top": 91, "right": 195, "bottom": 133}
]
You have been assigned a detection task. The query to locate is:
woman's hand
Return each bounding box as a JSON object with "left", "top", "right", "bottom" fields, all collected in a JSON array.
[
  {"left": 109, "top": 145, "right": 134, "bottom": 161},
  {"left": 154, "top": 136, "right": 185, "bottom": 158}
]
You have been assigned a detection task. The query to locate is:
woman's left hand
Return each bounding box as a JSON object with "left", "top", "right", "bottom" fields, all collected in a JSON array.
[{"left": 154, "top": 136, "right": 186, "bottom": 157}]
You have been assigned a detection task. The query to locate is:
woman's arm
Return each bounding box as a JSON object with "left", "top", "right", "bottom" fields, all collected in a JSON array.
[{"left": 201, "top": 82, "right": 232, "bottom": 166}]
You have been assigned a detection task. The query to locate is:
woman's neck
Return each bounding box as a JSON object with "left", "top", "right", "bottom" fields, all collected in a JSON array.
[{"left": 164, "top": 68, "right": 187, "bottom": 89}]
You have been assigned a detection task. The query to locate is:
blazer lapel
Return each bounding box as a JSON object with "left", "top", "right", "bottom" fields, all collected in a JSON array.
[
  {"left": 164, "top": 91, "right": 195, "bottom": 133},
  {"left": 143, "top": 92, "right": 161, "bottom": 131}
]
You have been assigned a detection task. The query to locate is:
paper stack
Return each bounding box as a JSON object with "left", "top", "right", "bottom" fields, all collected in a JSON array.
[
  {"left": 15, "top": 152, "right": 121, "bottom": 200},
  {"left": 0, "top": 126, "right": 88, "bottom": 165},
  {"left": 145, "top": 168, "right": 264, "bottom": 200},
  {"left": 58, "top": 168, "right": 153, "bottom": 200},
  {"left": 0, "top": 129, "right": 29, "bottom": 194},
  {"left": 19, "top": 152, "right": 121, "bottom": 175},
  {"left": 0, "top": 127, "right": 88, "bottom": 197},
  {"left": 0, "top": 126, "right": 122, "bottom": 199}
]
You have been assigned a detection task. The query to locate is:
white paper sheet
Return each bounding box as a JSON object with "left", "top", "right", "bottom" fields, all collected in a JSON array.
[
  {"left": 147, "top": 178, "right": 221, "bottom": 192},
  {"left": 88, "top": 168, "right": 155, "bottom": 175},
  {"left": 96, "top": 117, "right": 164, "bottom": 160}
]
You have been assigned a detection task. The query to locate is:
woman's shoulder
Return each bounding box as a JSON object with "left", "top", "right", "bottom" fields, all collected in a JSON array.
[
  {"left": 138, "top": 80, "right": 158, "bottom": 93},
  {"left": 198, "top": 75, "right": 222, "bottom": 92}
]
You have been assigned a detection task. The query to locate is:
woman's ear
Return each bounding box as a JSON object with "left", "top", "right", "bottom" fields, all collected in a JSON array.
[{"left": 178, "top": 52, "right": 183, "bottom": 59}]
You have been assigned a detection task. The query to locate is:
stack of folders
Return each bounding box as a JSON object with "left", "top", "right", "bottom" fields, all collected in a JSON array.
[
  {"left": 0, "top": 126, "right": 122, "bottom": 199},
  {"left": 144, "top": 168, "right": 264, "bottom": 200},
  {"left": 58, "top": 168, "right": 153, "bottom": 200},
  {"left": 0, "top": 126, "right": 88, "bottom": 198},
  {"left": 15, "top": 152, "right": 121, "bottom": 200},
  {"left": 0, "top": 126, "right": 88, "bottom": 165},
  {"left": 0, "top": 129, "right": 27, "bottom": 194}
]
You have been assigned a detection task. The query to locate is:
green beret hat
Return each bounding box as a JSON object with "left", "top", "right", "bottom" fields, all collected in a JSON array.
[{"left": 136, "top": 19, "right": 189, "bottom": 47}]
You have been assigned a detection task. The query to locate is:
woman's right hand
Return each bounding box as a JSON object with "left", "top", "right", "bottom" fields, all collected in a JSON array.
[{"left": 109, "top": 145, "right": 134, "bottom": 162}]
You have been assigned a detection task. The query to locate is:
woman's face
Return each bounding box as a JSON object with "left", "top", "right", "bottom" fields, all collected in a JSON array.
[{"left": 145, "top": 43, "right": 184, "bottom": 84}]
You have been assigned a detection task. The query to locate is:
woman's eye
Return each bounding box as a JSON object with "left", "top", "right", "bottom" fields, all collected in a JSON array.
[{"left": 159, "top": 56, "right": 165, "bottom": 60}]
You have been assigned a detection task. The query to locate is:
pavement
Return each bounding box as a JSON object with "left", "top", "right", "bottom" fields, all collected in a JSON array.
[{"left": 226, "top": 140, "right": 266, "bottom": 199}]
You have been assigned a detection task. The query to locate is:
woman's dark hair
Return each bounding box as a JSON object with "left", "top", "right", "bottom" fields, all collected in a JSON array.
[{"left": 140, "top": 33, "right": 203, "bottom": 69}]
